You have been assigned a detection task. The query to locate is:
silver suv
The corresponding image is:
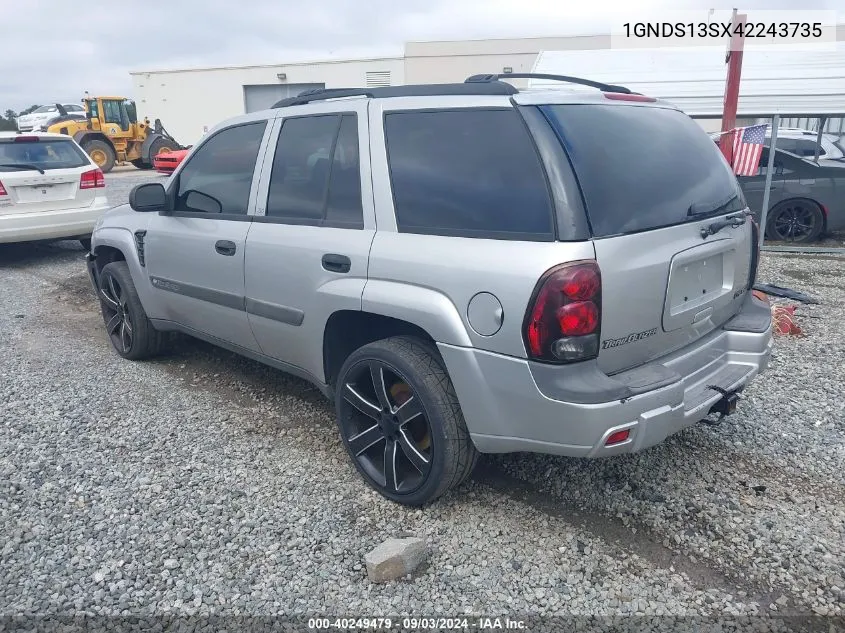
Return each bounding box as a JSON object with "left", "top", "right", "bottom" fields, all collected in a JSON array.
[{"left": 86, "top": 74, "right": 773, "bottom": 506}]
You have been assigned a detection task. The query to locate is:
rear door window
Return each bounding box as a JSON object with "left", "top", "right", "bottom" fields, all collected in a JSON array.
[
  {"left": 265, "top": 113, "right": 364, "bottom": 227},
  {"left": 542, "top": 104, "right": 744, "bottom": 237},
  {"left": 0, "top": 139, "right": 89, "bottom": 171},
  {"left": 384, "top": 109, "right": 554, "bottom": 241}
]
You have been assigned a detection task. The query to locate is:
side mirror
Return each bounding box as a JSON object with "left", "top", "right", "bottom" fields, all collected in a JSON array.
[
  {"left": 129, "top": 182, "right": 167, "bottom": 213},
  {"left": 184, "top": 190, "right": 223, "bottom": 214}
]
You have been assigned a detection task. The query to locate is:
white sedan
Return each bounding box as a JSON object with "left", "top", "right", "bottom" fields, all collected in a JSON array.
[
  {"left": 0, "top": 132, "right": 110, "bottom": 247},
  {"left": 16, "top": 104, "right": 86, "bottom": 132}
]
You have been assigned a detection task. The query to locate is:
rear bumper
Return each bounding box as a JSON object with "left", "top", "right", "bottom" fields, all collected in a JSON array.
[
  {"left": 440, "top": 295, "right": 773, "bottom": 458},
  {"left": 0, "top": 200, "right": 109, "bottom": 243}
]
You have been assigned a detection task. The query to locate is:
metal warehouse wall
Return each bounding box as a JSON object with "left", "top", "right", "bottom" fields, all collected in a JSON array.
[
  {"left": 404, "top": 35, "right": 609, "bottom": 86},
  {"left": 131, "top": 57, "right": 404, "bottom": 145},
  {"left": 532, "top": 36, "right": 845, "bottom": 119}
]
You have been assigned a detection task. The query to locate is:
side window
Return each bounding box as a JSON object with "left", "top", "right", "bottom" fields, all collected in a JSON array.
[
  {"left": 325, "top": 116, "right": 363, "bottom": 228},
  {"left": 175, "top": 121, "right": 266, "bottom": 216},
  {"left": 102, "top": 100, "right": 122, "bottom": 124},
  {"left": 266, "top": 114, "right": 363, "bottom": 227},
  {"left": 384, "top": 109, "right": 554, "bottom": 240}
]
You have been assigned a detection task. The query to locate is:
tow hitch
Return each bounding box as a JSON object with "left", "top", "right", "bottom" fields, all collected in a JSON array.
[{"left": 699, "top": 386, "right": 741, "bottom": 426}]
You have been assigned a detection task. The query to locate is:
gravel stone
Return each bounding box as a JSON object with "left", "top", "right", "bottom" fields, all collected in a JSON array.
[{"left": 0, "top": 217, "right": 843, "bottom": 627}]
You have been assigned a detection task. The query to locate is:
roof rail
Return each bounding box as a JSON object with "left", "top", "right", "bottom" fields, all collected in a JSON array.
[
  {"left": 465, "top": 73, "right": 632, "bottom": 95},
  {"left": 271, "top": 81, "right": 518, "bottom": 108},
  {"left": 272, "top": 88, "right": 376, "bottom": 108}
]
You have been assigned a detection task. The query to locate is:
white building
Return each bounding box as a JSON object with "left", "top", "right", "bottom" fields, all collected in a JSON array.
[{"left": 131, "top": 30, "right": 845, "bottom": 145}]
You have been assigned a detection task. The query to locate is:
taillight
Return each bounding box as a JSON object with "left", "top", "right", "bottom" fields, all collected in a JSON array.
[
  {"left": 523, "top": 261, "right": 602, "bottom": 363},
  {"left": 80, "top": 168, "right": 105, "bottom": 189},
  {"left": 0, "top": 181, "right": 6, "bottom": 196},
  {"left": 14, "top": 136, "right": 40, "bottom": 143}
]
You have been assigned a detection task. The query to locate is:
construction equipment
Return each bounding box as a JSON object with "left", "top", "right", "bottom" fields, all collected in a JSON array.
[{"left": 45, "top": 96, "right": 183, "bottom": 173}]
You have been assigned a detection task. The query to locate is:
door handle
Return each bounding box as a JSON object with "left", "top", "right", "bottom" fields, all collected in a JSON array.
[
  {"left": 322, "top": 253, "right": 351, "bottom": 273},
  {"left": 215, "top": 240, "right": 237, "bottom": 256}
]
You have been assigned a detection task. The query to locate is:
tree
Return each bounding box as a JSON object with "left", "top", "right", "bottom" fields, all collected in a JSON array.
[
  {"left": 20, "top": 104, "right": 41, "bottom": 116},
  {"left": 4, "top": 109, "right": 16, "bottom": 121}
]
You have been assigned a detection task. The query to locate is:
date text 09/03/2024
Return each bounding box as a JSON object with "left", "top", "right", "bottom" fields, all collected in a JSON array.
[{"left": 307, "top": 617, "right": 526, "bottom": 630}]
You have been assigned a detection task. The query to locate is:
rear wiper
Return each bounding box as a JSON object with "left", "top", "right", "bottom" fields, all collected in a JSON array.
[
  {"left": 688, "top": 193, "right": 739, "bottom": 217},
  {"left": 700, "top": 210, "right": 751, "bottom": 239},
  {"left": 0, "top": 163, "right": 45, "bottom": 175}
]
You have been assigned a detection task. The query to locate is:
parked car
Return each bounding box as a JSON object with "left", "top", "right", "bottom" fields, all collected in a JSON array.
[
  {"left": 16, "top": 104, "right": 86, "bottom": 132},
  {"left": 0, "top": 132, "right": 108, "bottom": 247},
  {"left": 736, "top": 146, "right": 845, "bottom": 242},
  {"left": 766, "top": 127, "right": 845, "bottom": 161},
  {"left": 86, "top": 76, "right": 772, "bottom": 506},
  {"left": 153, "top": 148, "right": 189, "bottom": 174},
  {"left": 30, "top": 113, "right": 87, "bottom": 133}
]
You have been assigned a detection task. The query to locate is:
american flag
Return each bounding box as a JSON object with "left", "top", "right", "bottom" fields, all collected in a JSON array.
[{"left": 731, "top": 124, "right": 767, "bottom": 176}]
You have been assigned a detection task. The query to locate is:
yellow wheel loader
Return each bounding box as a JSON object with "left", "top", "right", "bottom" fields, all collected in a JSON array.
[{"left": 45, "top": 97, "right": 183, "bottom": 173}]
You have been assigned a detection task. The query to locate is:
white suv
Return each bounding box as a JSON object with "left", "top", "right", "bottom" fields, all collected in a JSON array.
[{"left": 0, "top": 132, "right": 109, "bottom": 247}]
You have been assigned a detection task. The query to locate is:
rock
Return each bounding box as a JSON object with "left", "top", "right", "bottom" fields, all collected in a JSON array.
[
  {"left": 163, "top": 559, "right": 179, "bottom": 570},
  {"left": 364, "top": 537, "right": 428, "bottom": 583}
]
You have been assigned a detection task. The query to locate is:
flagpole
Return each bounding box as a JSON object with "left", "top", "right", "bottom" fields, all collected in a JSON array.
[{"left": 759, "top": 114, "right": 780, "bottom": 242}]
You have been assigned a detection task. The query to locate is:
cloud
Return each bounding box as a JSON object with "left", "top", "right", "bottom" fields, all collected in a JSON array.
[{"left": 1, "top": 0, "right": 840, "bottom": 111}]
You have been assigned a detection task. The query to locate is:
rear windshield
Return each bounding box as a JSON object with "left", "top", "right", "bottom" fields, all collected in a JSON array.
[
  {"left": 0, "top": 139, "right": 89, "bottom": 171},
  {"left": 542, "top": 104, "right": 743, "bottom": 237}
]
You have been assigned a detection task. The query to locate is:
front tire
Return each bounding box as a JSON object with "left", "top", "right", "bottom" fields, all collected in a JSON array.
[
  {"left": 335, "top": 336, "right": 478, "bottom": 506},
  {"left": 83, "top": 139, "right": 116, "bottom": 173},
  {"left": 130, "top": 158, "right": 152, "bottom": 170},
  {"left": 97, "top": 261, "right": 164, "bottom": 360},
  {"left": 147, "top": 136, "right": 178, "bottom": 165}
]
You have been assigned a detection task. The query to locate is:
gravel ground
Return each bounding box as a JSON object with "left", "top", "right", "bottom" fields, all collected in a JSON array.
[{"left": 0, "top": 182, "right": 843, "bottom": 631}]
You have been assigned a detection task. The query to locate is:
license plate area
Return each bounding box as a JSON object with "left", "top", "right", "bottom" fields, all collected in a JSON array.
[
  {"left": 15, "top": 183, "right": 73, "bottom": 203},
  {"left": 663, "top": 240, "right": 737, "bottom": 332}
]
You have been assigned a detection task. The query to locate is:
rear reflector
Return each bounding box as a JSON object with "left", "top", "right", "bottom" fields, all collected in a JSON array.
[
  {"left": 604, "top": 93, "right": 656, "bottom": 103},
  {"left": 605, "top": 429, "right": 630, "bottom": 446},
  {"left": 80, "top": 168, "right": 105, "bottom": 189},
  {"left": 0, "top": 180, "right": 6, "bottom": 196},
  {"left": 13, "top": 136, "right": 40, "bottom": 143}
]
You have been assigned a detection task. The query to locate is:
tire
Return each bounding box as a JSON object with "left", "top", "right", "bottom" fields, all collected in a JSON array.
[
  {"left": 765, "top": 199, "right": 825, "bottom": 243},
  {"left": 79, "top": 237, "right": 91, "bottom": 251},
  {"left": 130, "top": 158, "right": 153, "bottom": 170},
  {"left": 334, "top": 336, "right": 478, "bottom": 506},
  {"left": 82, "top": 139, "right": 116, "bottom": 173},
  {"left": 147, "top": 136, "right": 178, "bottom": 164},
  {"left": 97, "top": 261, "right": 164, "bottom": 360}
]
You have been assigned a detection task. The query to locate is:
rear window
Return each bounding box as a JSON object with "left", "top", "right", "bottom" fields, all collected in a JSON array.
[
  {"left": 384, "top": 109, "right": 554, "bottom": 241},
  {"left": 542, "top": 104, "right": 743, "bottom": 237},
  {"left": 0, "top": 139, "right": 89, "bottom": 171}
]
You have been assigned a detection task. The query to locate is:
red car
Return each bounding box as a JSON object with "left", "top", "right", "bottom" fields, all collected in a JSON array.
[{"left": 153, "top": 148, "right": 189, "bottom": 174}]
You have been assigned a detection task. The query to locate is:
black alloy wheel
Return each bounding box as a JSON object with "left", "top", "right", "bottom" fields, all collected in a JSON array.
[
  {"left": 339, "top": 359, "right": 433, "bottom": 494},
  {"left": 766, "top": 200, "right": 824, "bottom": 243},
  {"left": 99, "top": 271, "right": 134, "bottom": 355}
]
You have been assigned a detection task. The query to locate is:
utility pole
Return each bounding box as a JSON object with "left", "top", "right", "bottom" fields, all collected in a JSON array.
[{"left": 719, "top": 9, "right": 747, "bottom": 163}]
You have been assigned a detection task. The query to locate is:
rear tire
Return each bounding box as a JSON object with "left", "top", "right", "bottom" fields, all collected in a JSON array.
[
  {"left": 765, "top": 199, "right": 825, "bottom": 243},
  {"left": 83, "top": 140, "right": 116, "bottom": 173},
  {"left": 335, "top": 336, "right": 478, "bottom": 506},
  {"left": 97, "top": 261, "right": 164, "bottom": 360}
]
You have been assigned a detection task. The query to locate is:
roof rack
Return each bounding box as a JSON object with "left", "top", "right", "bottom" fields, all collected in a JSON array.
[
  {"left": 465, "top": 73, "right": 632, "bottom": 95},
  {"left": 271, "top": 81, "right": 517, "bottom": 108}
]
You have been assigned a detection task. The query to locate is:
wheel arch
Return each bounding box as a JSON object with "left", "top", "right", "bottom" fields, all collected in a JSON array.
[
  {"left": 323, "top": 310, "right": 441, "bottom": 391},
  {"left": 73, "top": 131, "right": 115, "bottom": 152}
]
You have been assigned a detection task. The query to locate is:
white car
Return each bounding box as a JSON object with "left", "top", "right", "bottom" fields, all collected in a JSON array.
[
  {"left": 16, "top": 104, "right": 86, "bottom": 132},
  {"left": 0, "top": 132, "right": 109, "bottom": 247}
]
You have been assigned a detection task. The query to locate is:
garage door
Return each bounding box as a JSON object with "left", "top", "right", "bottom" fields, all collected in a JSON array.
[{"left": 243, "top": 83, "right": 326, "bottom": 113}]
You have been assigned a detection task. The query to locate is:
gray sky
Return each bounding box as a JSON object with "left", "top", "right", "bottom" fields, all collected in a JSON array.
[{"left": 1, "top": 0, "right": 841, "bottom": 112}]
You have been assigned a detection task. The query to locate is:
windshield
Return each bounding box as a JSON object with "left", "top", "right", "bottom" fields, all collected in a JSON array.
[
  {"left": 0, "top": 139, "right": 89, "bottom": 171},
  {"left": 32, "top": 106, "right": 57, "bottom": 114},
  {"left": 542, "top": 104, "right": 745, "bottom": 238}
]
